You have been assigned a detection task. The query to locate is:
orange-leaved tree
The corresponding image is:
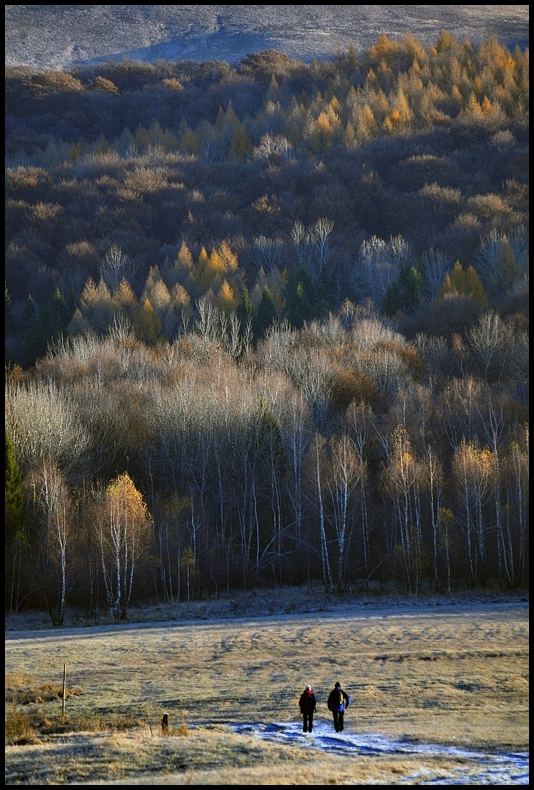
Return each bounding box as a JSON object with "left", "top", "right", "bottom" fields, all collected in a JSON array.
[{"left": 96, "top": 472, "right": 152, "bottom": 620}]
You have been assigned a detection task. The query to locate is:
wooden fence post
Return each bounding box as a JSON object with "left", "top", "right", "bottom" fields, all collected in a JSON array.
[{"left": 62, "top": 663, "right": 67, "bottom": 718}]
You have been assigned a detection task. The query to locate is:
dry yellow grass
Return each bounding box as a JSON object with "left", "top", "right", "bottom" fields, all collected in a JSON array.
[{"left": 5, "top": 592, "right": 529, "bottom": 785}]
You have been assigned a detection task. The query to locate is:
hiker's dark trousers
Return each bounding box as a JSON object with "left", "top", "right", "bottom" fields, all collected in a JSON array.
[
  {"left": 333, "top": 710, "right": 344, "bottom": 732},
  {"left": 303, "top": 712, "right": 314, "bottom": 732}
]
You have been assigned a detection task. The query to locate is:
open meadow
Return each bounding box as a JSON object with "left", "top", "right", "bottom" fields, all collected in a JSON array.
[{"left": 5, "top": 592, "right": 529, "bottom": 785}]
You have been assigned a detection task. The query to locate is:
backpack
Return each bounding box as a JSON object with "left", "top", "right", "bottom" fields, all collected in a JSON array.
[{"left": 337, "top": 689, "right": 344, "bottom": 706}]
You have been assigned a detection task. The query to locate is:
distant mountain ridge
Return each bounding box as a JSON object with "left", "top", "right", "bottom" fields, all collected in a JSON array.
[{"left": 5, "top": 5, "right": 529, "bottom": 72}]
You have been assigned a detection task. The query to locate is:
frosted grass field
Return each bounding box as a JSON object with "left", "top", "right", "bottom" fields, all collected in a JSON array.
[{"left": 5, "top": 594, "right": 529, "bottom": 785}]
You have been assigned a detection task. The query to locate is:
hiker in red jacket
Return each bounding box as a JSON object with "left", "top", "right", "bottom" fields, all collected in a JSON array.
[
  {"left": 327, "top": 681, "right": 351, "bottom": 732},
  {"left": 299, "top": 684, "right": 317, "bottom": 732}
]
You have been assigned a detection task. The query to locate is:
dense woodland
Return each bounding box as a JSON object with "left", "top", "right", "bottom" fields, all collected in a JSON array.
[{"left": 5, "top": 31, "right": 529, "bottom": 622}]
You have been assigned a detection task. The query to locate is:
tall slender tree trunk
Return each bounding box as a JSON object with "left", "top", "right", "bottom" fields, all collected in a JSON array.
[{"left": 315, "top": 439, "right": 333, "bottom": 589}]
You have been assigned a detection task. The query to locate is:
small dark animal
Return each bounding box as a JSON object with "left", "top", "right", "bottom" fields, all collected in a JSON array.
[{"left": 161, "top": 713, "right": 169, "bottom": 732}]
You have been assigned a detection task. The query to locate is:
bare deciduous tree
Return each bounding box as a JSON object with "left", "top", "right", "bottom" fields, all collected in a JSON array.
[
  {"left": 253, "top": 133, "right": 293, "bottom": 160},
  {"left": 505, "top": 426, "right": 529, "bottom": 586},
  {"left": 467, "top": 311, "right": 515, "bottom": 383},
  {"left": 452, "top": 439, "right": 492, "bottom": 586},
  {"left": 382, "top": 427, "right": 424, "bottom": 594},
  {"left": 423, "top": 447, "right": 445, "bottom": 593},
  {"left": 356, "top": 235, "right": 410, "bottom": 308},
  {"left": 28, "top": 459, "right": 72, "bottom": 625},
  {"left": 311, "top": 432, "right": 333, "bottom": 590},
  {"left": 6, "top": 380, "right": 90, "bottom": 480},
  {"left": 250, "top": 235, "right": 285, "bottom": 271},
  {"left": 328, "top": 433, "right": 363, "bottom": 591},
  {"left": 421, "top": 247, "right": 452, "bottom": 300},
  {"left": 100, "top": 244, "right": 136, "bottom": 292}
]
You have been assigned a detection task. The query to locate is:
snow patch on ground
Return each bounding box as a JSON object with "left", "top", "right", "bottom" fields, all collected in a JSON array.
[{"left": 228, "top": 720, "right": 529, "bottom": 785}]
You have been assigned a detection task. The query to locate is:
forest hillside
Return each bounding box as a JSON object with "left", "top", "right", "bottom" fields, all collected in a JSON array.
[
  {"left": 5, "top": 5, "right": 530, "bottom": 71},
  {"left": 5, "top": 28, "right": 529, "bottom": 623}
]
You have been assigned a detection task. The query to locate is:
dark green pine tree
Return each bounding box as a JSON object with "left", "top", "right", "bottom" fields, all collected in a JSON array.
[
  {"left": 285, "top": 265, "right": 315, "bottom": 328},
  {"left": 257, "top": 395, "right": 286, "bottom": 476},
  {"left": 253, "top": 286, "right": 277, "bottom": 341},
  {"left": 5, "top": 429, "right": 25, "bottom": 547},
  {"left": 22, "top": 289, "right": 77, "bottom": 366},
  {"left": 383, "top": 280, "right": 402, "bottom": 317},
  {"left": 383, "top": 264, "right": 423, "bottom": 317},
  {"left": 401, "top": 265, "right": 423, "bottom": 314},
  {"left": 5, "top": 283, "right": 12, "bottom": 334},
  {"left": 236, "top": 284, "right": 254, "bottom": 336},
  {"left": 315, "top": 265, "right": 335, "bottom": 318},
  {"left": 39, "top": 289, "right": 77, "bottom": 345},
  {"left": 19, "top": 294, "right": 41, "bottom": 367}
]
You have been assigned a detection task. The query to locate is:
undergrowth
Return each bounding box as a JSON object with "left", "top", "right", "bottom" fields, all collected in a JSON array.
[{"left": 5, "top": 673, "right": 145, "bottom": 745}]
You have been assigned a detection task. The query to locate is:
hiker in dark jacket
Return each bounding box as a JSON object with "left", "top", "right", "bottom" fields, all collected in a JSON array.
[
  {"left": 327, "top": 681, "right": 350, "bottom": 732},
  {"left": 299, "top": 685, "right": 317, "bottom": 732}
]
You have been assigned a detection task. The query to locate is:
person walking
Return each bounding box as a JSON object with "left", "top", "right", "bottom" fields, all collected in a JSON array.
[
  {"left": 327, "top": 681, "right": 351, "bottom": 732},
  {"left": 299, "top": 684, "right": 317, "bottom": 732}
]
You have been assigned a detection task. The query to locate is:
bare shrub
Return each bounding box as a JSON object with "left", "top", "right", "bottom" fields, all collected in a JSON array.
[
  {"left": 178, "top": 711, "right": 189, "bottom": 737},
  {"left": 5, "top": 706, "right": 38, "bottom": 745}
]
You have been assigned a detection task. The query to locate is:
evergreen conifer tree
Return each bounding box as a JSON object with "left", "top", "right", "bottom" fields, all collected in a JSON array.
[
  {"left": 285, "top": 265, "right": 314, "bottom": 328},
  {"left": 253, "top": 287, "right": 277, "bottom": 341},
  {"left": 5, "top": 283, "right": 12, "bottom": 334},
  {"left": 134, "top": 298, "right": 165, "bottom": 345},
  {"left": 383, "top": 264, "right": 423, "bottom": 316},
  {"left": 440, "top": 261, "right": 489, "bottom": 307},
  {"left": 5, "top": 429, "right": 25, "bottom": 546}
]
